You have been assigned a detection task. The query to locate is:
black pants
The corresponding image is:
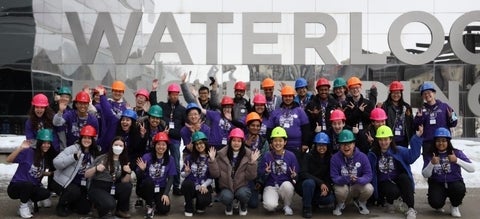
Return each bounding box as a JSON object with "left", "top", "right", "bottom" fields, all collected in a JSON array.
[
  {"left": 181, "top": 179, "right": 212, "bottom": 213},
  {"left": 88, "top": 180, "right": 132, "bottom": 217},
  {"left": 378, "top": 173, "right": 415, "bottom": 208},
  {"left": 137, "top": 178, "right": 170, "bottom": 215},
  {"left": 51, "top": 180, "right": 91, "bottom": 214},
  {"left": 427, "top": 179, "right": 466, "bottom": 209},
  {"left": 7, "top": 181, "right": 50, "bottom": 203}
]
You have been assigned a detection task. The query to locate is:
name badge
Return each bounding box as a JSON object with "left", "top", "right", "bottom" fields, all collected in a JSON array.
[
  {"left": 429, "top": 119, "right": 436, "bottom": 125},
  {"left": 395, "top": 130, "right": 401, "bottom": 136},
  {"left": 322, "top": 125, "right": 326, "bottom": 131},
  {"left": 222, "top": 137, "right": 228, "bottom": 145},
  {"left": 358, "top": 122, "right": 364, "bottom": 130},
  {"left": 154, "top": 185, "right": 160, "bottom": 193},
  {"left": 169, "top": 122, "right": 175, "bottom": 129},
  {"left": 81, "top": 179, "right": 87, "bottom": 186},
  {"left": 283, "top": 123, "right": 290, "bottom": 128},
  {"left": 110, "top": 185, "right": 116, "bottom": 195}
]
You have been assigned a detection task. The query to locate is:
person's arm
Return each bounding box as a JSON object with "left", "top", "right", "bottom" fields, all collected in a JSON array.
[
  {"left": 456, "top": 159, "right": 475, "bottom": 173},
  {"left": 163, "top": 175, "right": 174, "bottom": 196},
  {"left": 422, "top": 161, "right": 434, "bottom": 178},
  {"left": 181, "top": 82, "right": 196, "bottom": 104},
  {"left": 6, "top": 140, "right": 30, "bottom": 163}
]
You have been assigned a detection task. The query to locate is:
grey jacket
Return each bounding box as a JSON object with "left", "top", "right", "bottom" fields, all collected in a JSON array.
[{"left": 53, "top": 144, "right": 93, "bottom": 188}]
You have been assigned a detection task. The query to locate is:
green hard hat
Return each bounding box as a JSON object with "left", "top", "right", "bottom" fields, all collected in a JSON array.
[
  {"left": 338, "top": 129, "right": 355, "bottom": 143},
  {"left": 148, "top": 105, "right": 163, "bottom": 118},
  {"left": 37, "top": 129, "right": 53, "bottom": 142},
  {"left": 192, "top": 131, "right": 208, "bottom": 143},
  {"left": 57, "top": 86, "right": 72, "bottom": 96},
  {"left": 333, "top": 77, "right": 347, "bottom": 88},
  {"left": 271, "top": 126, "right": 288, "bottom": 139}
]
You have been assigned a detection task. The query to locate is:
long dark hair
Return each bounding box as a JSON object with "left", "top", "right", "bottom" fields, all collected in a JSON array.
[
  {"left": 150, "top": 139, "right": 170, "bottom": 166},
  {"left": 227, "top": 138, "right": 246, "bottom": 167},
  {"left": 33, "top": 140, "right": 57, "bottom": 169},
  {"left": 28, "top": 105, "right": 55, "bottom": 131},
  {"left": 105, "top": 136, "right": 129, "bottom": 174},
  {"left": 190, "top": 139, "right": 210, "bottom": 162},
  {"left": 78, "top": 136, "right": 100, "bottom": 158},
  {"left": 385, "top": 91, "right": 406, "bottom": 107},
  {"left": 428, "top": 138, "right": 455, "bottom": 155},
  {"left": 371, "top": 137, "right": 398, "bottom": 156}
]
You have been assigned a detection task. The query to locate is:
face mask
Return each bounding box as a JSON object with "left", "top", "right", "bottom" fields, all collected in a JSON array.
[{"left": 112, "top": 145, "right": 124, "bottom": 155}]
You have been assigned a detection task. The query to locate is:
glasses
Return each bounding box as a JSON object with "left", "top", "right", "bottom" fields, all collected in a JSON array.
[{"left": 340, "top": 142, "right": 353, "bottom": 147}]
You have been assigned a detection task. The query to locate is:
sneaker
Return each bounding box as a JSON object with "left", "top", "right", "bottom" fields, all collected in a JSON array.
[
  {"left": 18, "top": 203, "right": 33, "bottom": 219},
  {"left": 135, "top": 199, "right": 144, "bottom": 208},
  {"left": 302, "top": 206, "right": 312, "bottom": 218},
  {"left": 39, "top": 198, "right": 52, "bottom": 208},
  {"left": 405, "top": 208, "right": 417, "bottom": 219},
  {"left": 239, "top": 208, "right": 248, "bottom": 216},
  {"left": 284, "top": 206, "right": 293, "bottom": 216},
  {"left": 353, "top": 200, "right": 370, "bottom": 215},
  {"left": 385, "top": 203, "right": 395, "bottom": 213},
  {"left": 435, "top": 208, "right": 445, "bottom": 213},
  {"left": 173, "top": 187, "right": 183, "bottom": 196},
  {"left": 451, "top": 206, "right": 461, "bottom": 218},
  {"left": 225, "top": 205, "right": 233, "bottom": 216},
  {"left": 184, "top": 211, "right": 193, "bottom": 217},
  {"left": 332, "top": 203, "right": 345, "bottom": 216},
  {"left": 145, "top": 206, "right": 154, "bottom": 219},
  {"left": 196, "top": 209, "right": 205, "bottom": 214}
]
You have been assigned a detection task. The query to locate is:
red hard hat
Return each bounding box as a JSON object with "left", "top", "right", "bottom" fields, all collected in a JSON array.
[
  {"left": 234, "top": 81, "right": 247, "bottom": 91},
  {"left": 370, "top": 108, "right": 388, "bottom": 121},
  {"left": 167, "top": 83, "right": 181, "bottom": 93},
  {"left": 253, "top": 94, "right": 267, "bottom": 105},
  {"left": 389, "top": 81, "right": 404, "bottom": 91},
  {"left": 153, "top": 132, "right": 170, "bottom": 143},
  {"left": 221, "top": 96, "right": 234, "bottom": 106},
  {"left": 32, "top": 94, "right": 49, "bottom": 107},
  {"left": 229, "top": 128, "right": 245, "bottom": 140},
  {"left": 75, "top": 91, "right": 91, "bottom": 103},
  {"left": 135, "top": 88, "right": 149, "bottom": 100},
  {"left": 330, "top": 109, "right": 346, "bottom": 121},
  {"left": 316, "top": 78, "right": 331, "bottom": 88},
  {"left": 80, "top": 125, "right": 97, "bottom": 137}
]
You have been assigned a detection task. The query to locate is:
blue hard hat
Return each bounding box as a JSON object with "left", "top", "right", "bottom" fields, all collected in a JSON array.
[
  {"left": 434, "top": 127, "right": 451, "bottom": 139},
  {"left": 121, "top": 109, "right": 138, "bottom": 120},
  {"left": 420, "top": 82, "right": 436, "bottom": 94},
  {"left": 314, "top": 132, "right": 330, "bottom": 145},
  {"left": 295, "top": 78, "right": 308, "bottom": 89},
  {"left": 186, "top": 102, "right": 201, "bottom": 114}
]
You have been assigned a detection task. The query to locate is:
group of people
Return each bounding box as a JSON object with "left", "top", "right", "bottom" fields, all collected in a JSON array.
[{"left": 6, "top": 74, "right": 475, "bottom": 219}]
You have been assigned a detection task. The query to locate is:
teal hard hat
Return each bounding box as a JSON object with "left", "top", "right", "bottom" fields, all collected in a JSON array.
[
  {"left": 337, "top": 129, "right": 355, "bottom": 143},
  {"left": 37, "top": 129, "right": 53, "bottom": 142},
  {"left": 333, "top": 77, "right": 347, "bottom": 88},
  {"left": 148, "top": 105, "right": 163, "bottom": 118},
  {"left": 192, "top": 131, "right": 208, "bottom": 143},
  {"left": 57, "top": 86, "right": 72, "bottom": 96}
]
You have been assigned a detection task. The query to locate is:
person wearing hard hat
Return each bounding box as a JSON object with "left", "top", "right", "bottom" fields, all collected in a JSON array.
[
  {"left": 142, "top": 105, "right": 167, "bottom": 153},
  {"left": 133, "top": 88, "right": 150, "bottom": 121},
  {"left": 150, "top": 80, "right": 187, "bottom": 196},
  {"left": 261, "top": 78, "right": 282, "bottom": 113},
  {"left": 52, "top": 86, "right": 73, "bottom": 113},
  {"left": 180, "top": 72, "right": 220, "bottom": 117},
  {"left": 344, "top": 76, "right": 375, "bottom": 131},
  {"left": 380, "top": 81, "right": 414, "bottom": 147},
  {"left": 414, "top": 82, "right": 458, "bottom": 154},
  {"left": 331, "top": 77, "right": 349, "bottom": 109},
  {"left": 305, "top": 78, "right": 339, "bottom": 134},
  {"left": 260, "top": 127, "right": 300, "bottom": 216},
  {"left": 368, "top": 125, "right": 423, "bottom": 219},
  {"left": 181, "top": 103, "right": 211, "bottom": 156},
  {"left": 294, "top": 78, "right": 313, "bottom": 109},
  {"left": 109, "top": 80, "right": 128, "bottom": 118},
  {"left": 330, "top": 129, "right": 373, "bottom": 216},
  {"left": 422, "top": 128, "right": 474, "bottom": 218},
  {"left": 324, "top": 109, "right": 354, "bottom": 154},
  {"left": 356, "top": 107, "right": 388, "bottom": 154},
  {"left": 26, "top": 93, "right": 60, "bottom": 152},
  {"left": 208, "top": 128, "right": 260, "bottom": 216},
  {"left": 232, "top": 81, "right": 252, "bottom": 124}
]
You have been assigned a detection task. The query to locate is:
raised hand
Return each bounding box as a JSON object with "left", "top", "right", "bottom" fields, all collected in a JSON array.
[
  {"left": 152, "top": 79, "right": 159, "bottom": 91},
  {"left": 352, "top": 124, "right": 359, "bottom": 134},
  {"left": 265, "top": 162, "right": 272, "bottom": 174},
  {"left": 95, "top": 85, "right": 105, "bottom": 96},
  {"left": 250, "top": 149, "right": 260, "bottom": 162},
  {"left": 139, "top": 122, "right": 147, "bottom": 137},
  {"left": 347, "top": 101, "right": 355, "bottom": 109},
  {"left": 314, "top": 122, "right": 322, "bottom": 132},
  {"left": 136, "top": 157, "right": 146, "bottom": 171},
  {"left": 208, "top": 147, "right": 216, "bottom": 161},
  {"left": 448, "top": 150, "right": 457, "bottom": 163},
  {"left": 96, "top": 161, "right": 106, "bottom": 172},
  {"left": 123, "top": 162, "right": 132, "bottom": 173},
  {"left": 181, "top": 72, "right": 188, "bottom": 83},
  {"left": 184, "top": 161, "right": 191, "bottom": 173},
  {"left": 289, "top": 166, "right": 297, "bottom": 179},
  {"left": 359, "top": 103, "right": 367, "bottom": 112},
  {"left": 416, "top": 124, "right": 424, "bottom": 137},
  {"left": 431, "top": 153, "right": 440, "bottom": 165},
  {"left": 365, "top": 131, "right": 374, "bottom": 144}
]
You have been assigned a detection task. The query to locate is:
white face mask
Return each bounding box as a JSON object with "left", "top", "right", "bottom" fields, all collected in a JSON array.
[{"left": 112, "top": 145, "right": 124, "bottom": 155}]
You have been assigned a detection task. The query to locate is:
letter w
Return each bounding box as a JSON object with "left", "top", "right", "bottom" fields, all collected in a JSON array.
[{"left": 66, "top": 12, "right": 142, "bottom": 64}]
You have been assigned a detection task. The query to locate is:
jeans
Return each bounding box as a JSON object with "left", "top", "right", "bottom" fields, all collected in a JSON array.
[
  {"left": 171, "top": 142, "right": 181, "bottom": 188},
  {"left": 88, "top": 180, "right": 132, "bottom": 217},
  {"left": 302, "top": 179, "right": 335, "bottom": 208},
  {"left": 219, "top": 186, "right": 251, "bottom": 209}
]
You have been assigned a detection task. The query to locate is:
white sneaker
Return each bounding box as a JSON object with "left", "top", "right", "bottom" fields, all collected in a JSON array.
[
  {"left": 435, "top": 208, "right": 445, "bottom": 213},
  {"left": 225, "top": 207, "right": 233, "bottom": 216},
  {"left": 283, "top": 206, "right": 293, "bottom": 216},
  {"left": 239, "top": 208, "right": 248, "bottom": 216},
  {"left": 354, "top": 200, "right": 370, "bottom": 215},
  {"left": 332, "top": 203, "right": 345, "bottom": 216},
  {"left": 38, "top": 198, "right": 52, "bottom": 208},
  {"left": 184, "top": 212, "right": 193, "bottom": 217},
  {"left": 451, "top": 206, "right": 461, "bottom": 218},
  {"left": 18, "top": 203, "right": 33, "bottom": 218},
  {"left": 405, "top": 208, "right": 417, "bottom": 219}
]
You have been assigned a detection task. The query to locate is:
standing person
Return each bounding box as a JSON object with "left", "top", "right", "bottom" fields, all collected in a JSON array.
[
  {"left": 85, "top": 137, "right": 133, "bottom": 218},
  {"left": 135, "top": 132, "right": 177, "bottom": 218},
  {"left": 181, "top": 103, "right": 211, "bottom": 156},
  {"left": 260, "top": 127, "right": 300, "bottom": 216},
  {"left": 344, "top": 77, "right": 374, "bottom": 131},
  {"left": 108, "top": 80, "right": 128, "bottom": 118},
  {"left": 305, "top": 78, "right": 339, "bottom": 134},
  {"left": 331, "top": 77, "right": 348, "bottom": 109},
  {"left": 297, "top": 132, "right": 335, "bottom": 218},
  {"left": 208, "top": 128, "right": 260, "bottom": 216},
  {"left": 51, "top": 125, "right": 100, "bottom": 217},
  {"left": 26, "top": 93, "right": 60, "bottom": 152},
  {"left": 52, "top": 86, "right": 73, "bottom": 113},
  {"left": 381, "top": 81, "right": 414, "bottom": 147},
  {"left": 232, "top": 81, "right": 252, "bottom": 123},
  {"left": 249, "top": 94, "right": 270, "bottom": 138},
  {"left": 133, "top": 88, "right": 150, "bottom": 120},
  {"left": 330, "top": 129, "right": 373, "bottom": 216},
  {"left": 356, "top": 107, "right": 388, "bottom": 154},
  {"left": 181, "top": 131, "right": 214, "bottom": 217},
  {"left": 414, "top": 82, "right": 458, "bottom": 154},
  {"left": 200, "top": 96, "right": 235, "bottom": 150},
  {"left": 422, "top": 128, "right": 475, "bottom": 218},
  {"left": 294, "top": 78, "right": 313, "bottom": 109},
  {"left": 262, "top": 78, "right": 281, "bottom": 113},
  {"left": 7, "top": 129, "right": 56, "bottom": 219},
  {"left": 180, "top": 72, "right": 220, "bottom": 114},
  {"left": 143, "top": 105, "right": 166, "bottom": 153},
  {"left": 368, "top": 125, "right": 423, "bottom": 219},
  {"left": 150, "top": 80, "right": 186, "bottom": 196}
]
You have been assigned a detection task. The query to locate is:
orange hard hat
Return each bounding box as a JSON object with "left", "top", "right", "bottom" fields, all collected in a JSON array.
[
  {"left": 261, "top": 78, "right": 275, "bottom": 88},
  {"left": 245, "top": 112, "right": 262, "bottom": 124},
  {"left": 281, "top": 85, "right": 295, "bottom": 96},
  {"left": 112, "top": 80, "right": 126, "bottom": 91},
  {"left": 347, "top": 77, "right": 362, "bottom": 88}
]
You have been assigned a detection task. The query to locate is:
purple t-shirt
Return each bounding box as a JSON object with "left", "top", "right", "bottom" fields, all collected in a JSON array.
[
  {"left": 10, "top": 148, "right": 44, "bottom": 186},
  {"left": 423, "top": 149, "right": 470, "bottom": 183},
  {"left": 266, "top": 106, "right": 309, "bottom": 151},
  {"left": 140, "top": 153, "right": 177, "bottom": 188},
  {"left": 259, "top": 150, "right": 300, "bottom": 187},
  {"left": 183, "top": 154, "right": 212, "bottom": 186},
  {"left": 206, "top": 110, "right": 232, "bottom": 147}
]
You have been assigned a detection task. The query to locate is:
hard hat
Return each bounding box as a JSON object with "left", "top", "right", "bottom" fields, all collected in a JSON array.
[
  {"left": 338, "top": 129, "right": 355, "bottom": 143},
  {"left": 330, "top": 109, "right": 346, "bottom": 121},
  {"left": 333, "top": 77, "right": 347, "bottom": 88},
  {"left": 245, "top": 112, "right": 262, "bottom": 124},
  {"left": 32, "top": 94, "right": 49, "bottom": 107},
  {"left": 270, "top": 126, "right": 288, "bottom": 138},
  {"left": 314, "top": 132, "right": 330, "bottom": 144},
  {"left": 375, "top": 125, "right": 393, "bottom": 138},
  {"left": 420, "top": 82, "right": 436, "bottom": 94},
  {"left": 75, "top": 91, "right": 91, "bottom": 103},
  {"left": 80, "top": 125, "right": 97, "bottom": 137},
  {"left": 135, "top": 88, "right": 149, "bottom": 100},
  {"left": 192, "top": 131, "right": 208, "bottom": 143},
  {"left": 37, "top": 129, "right": 53, "bottom": 142},
  {"left": 186, "top": 103, "right": 201, "bottom": 114},
  {"left": 347, "top": 77, "right": 362, "bottom": 88},
  {"left": 316, "top": 78, "right": 331, "bottom": 88},
  {"left": 167, "top": 83, "right": 181, "bottom": 93},
  {"left": 148, "top": 105, "right": 163, "bottom": 118},
  {"left": 112, "top": 80, "right": 126, "bottom": 91},
  {"left": 234, "top": 81, "right": 247, "bottom": 91},
  {"left": 229, "top": 128, "right": 245, "bottom": 140},
  {"left": 221, "top": 96, "right": 234, "bottom": 106},
  {"left": 370, "top": 108, "right": 388, "bottom": 121},
  {"left": 281, "top": 85, "right": 295, "bottom": 96},
  {"left": 295, "top": 78, "right": 308, "bottom": 89},
  {"left": 57, "top": 87, "right": 72, "bottom": 96},
  {"left": 262, "top": 78, "right": 275, "bottom": 88},
  {"left": 253, "top": 94, "right": 267, "bottom": 105},
  {"left": 153, "top": 132, "right": 169, "bottom": 143},
  {"left": 434, "top": 127, "right": 451, "bottom": 139},
  {"left": 389, "top": 81, "right": 404, "bottom": 91},
  {"left": 121, "top": 109, "right": 138, "bottom": 121}
]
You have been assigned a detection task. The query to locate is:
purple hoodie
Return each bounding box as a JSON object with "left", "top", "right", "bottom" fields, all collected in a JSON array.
[
  {"left": 414, "top": 99, "right": 457, "bottom": 142},
  {"left": 330, "top": 147, "right": 373, "bottom": 186}
]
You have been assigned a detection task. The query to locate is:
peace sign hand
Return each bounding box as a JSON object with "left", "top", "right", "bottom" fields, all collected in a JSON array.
[
  {"left": 289, "top": 166, "right": 297, "bottom": 179},
  {"left": 139, "top": 122, "right": 146, "bottom": 137},
  {"left": 265, "top": 162, "right": 272, "bottom": 174},
  {"left": 184, "top": 161, "right": 191, "bottom": 173}
]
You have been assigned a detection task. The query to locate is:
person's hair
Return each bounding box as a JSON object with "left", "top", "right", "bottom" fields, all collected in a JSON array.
[
  {"left": 428, "top": 137, "right": 455, "bottom": 155},
  {"left": 28, "top": 106, "right": 55, "bottom": 131},
  {"left": 106, "top": 136, "right": 129, "bottom": 174},
  {"left": 371, "top": 137, "right": 398, "bottom": 156},
  {"left": 385, "top": 91, "right": 406, "bottom": 107},
  {"left": 191, "top": 139, "right": 210, "bottom": 161},
  {"left": 227, "top": 138, "right": 246, "bottom": 169},
  {"left": 78, "top": 136, "right": 100, "bottom": 158},
  {"left": 151, "top": 140, "right": 171, "bottom": 166},
  {"left": 198, "top": 86, "right": 210, "bottom": 94},
  {"left": 312, "top": 143, "right": 332, "bottom": 158},
  {"left": 33, "top": 140, "right": 57, "bottom": 168}
]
